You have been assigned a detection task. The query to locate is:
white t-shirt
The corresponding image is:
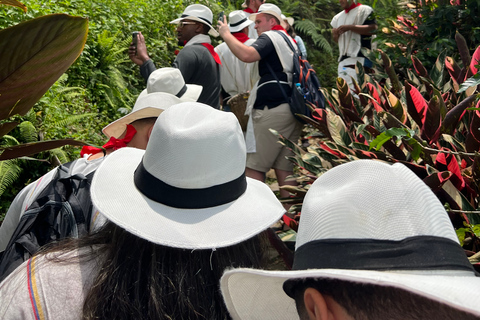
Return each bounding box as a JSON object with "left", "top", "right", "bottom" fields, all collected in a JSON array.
[{"left": 0, "top": 248, "right": 98, "bottom": 319}]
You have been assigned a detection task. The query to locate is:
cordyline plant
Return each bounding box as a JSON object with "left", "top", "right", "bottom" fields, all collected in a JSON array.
[{"left": 274, "top": 33, "right": 480, "bottom": 269}]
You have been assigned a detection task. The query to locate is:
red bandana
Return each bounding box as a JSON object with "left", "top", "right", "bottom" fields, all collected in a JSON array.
[
  {"left": 271, "top": 25, "right": 287, "bottom": 32},
  {"left": 345, "top": 2, "right": 361, "bottom": 13},
  {"left": 201, "top": 43, "right": 222, "bottom": 65},
  {"left": 233, "top": 32, "right": 250, "bottom": 43},
  {"left": 80, "top": 124, "right": 137, "bottom": 157},
  {"left": 243, "top": 8, "right": 255, "bottom": 14}
]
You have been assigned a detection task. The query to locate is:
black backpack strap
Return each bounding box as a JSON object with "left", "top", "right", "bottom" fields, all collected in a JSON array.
[{"left": 266, "top": 61, "right": 291, "bottom": 107}]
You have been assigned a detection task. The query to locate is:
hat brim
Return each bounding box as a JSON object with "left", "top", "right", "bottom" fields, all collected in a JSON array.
[
  {"left": 138, "top": 83, "right": 203, "bottom": 103},
  {"left": 229, "top": 19, "right": 253, "bottom": 33},
  {"left": 170, "top": 16, "right": 219, "bottom": 37},
  {"left": 220, "top": 268, "right": 480, "bottom": 320},
  {"left": 91, "top": 147, "right": 285, "bottom": 249},
  {"left": 249, "top": 12, "right": 287, "bottom": 29},
  {"left": 102, "top": 93, "right": 182, "bottom": 138}
]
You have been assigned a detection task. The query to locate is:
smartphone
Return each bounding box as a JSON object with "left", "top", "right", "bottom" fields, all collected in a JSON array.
[
  {"left": 217, "top": 11, "right": 224, "bottom": 22},
  {"left": 132, "top": 31, "right": 139, "bottom": 52}
]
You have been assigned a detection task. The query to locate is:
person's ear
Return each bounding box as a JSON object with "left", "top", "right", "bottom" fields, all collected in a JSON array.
[
  {"left": 303, "top": 288, "right": 333, "bottom": 320},
  {"left": 146, "top": 124, "right": 154, "bottom": 141}
]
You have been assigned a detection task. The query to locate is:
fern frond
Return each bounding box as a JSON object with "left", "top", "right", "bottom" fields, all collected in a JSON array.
[
  {"left": 18, "top": 121, "right": 38, "bottom": 143},
  {"left": 1, "top": 135, "right": 20, "bottom": 147},
  {"left": 49, "top": 148, "right": 69, "bottom": 164},
  {"left": 56, "top": 113, "right": 97, "bottom": 128},
  {"left": 0, "top": 159, "right": 22, "bottom": 197}
]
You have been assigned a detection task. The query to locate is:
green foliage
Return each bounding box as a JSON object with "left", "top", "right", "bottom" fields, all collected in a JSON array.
[
  {"left": 283, "top": 46, "right": 480, "bottom": 254},
  {"left": 376, "top": 0, "right": 480, "bottom": 77},
  {"left": 0, "top": 0, "right": 220, "bottom": 218}
]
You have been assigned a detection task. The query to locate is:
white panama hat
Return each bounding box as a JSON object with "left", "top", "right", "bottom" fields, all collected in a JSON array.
[
  {"left": 102, "top": 68, "right": 202, "bottom": 139},
  {"left": 248, "top": 3, "right": 286, "bottom": 29},
  {"left": 281, "top": 14, "right": 294, "bottom": 27},
  {"left": 228, "top": 10, "right": 253, "bottom": 33},
  {"left": 170, "top": 4, "right": 219, "bottom": 37},
  {"left": 220, "top": 160, "right": 480, "bottom": 319},
  {"left": 91, "top": 102, "right": 285, "bottom": 249}
]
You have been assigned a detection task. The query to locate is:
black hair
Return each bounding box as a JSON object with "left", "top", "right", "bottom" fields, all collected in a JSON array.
[
  {"left": 42, "top": 221, "right": 268, "bottom": 320},
  {"left": 288, "top": 277, "right": 480, "bottom": 320}
]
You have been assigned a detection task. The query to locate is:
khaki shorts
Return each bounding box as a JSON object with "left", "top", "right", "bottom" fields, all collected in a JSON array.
[{"left": 246, "top": 103, "right": 303, "bottom": 173}]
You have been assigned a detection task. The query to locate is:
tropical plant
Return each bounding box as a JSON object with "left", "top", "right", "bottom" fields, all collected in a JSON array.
[{"left": 277, "top": 36, "right": 480, "bottom": 268}]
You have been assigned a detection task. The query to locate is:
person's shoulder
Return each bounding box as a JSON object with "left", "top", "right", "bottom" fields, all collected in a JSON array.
[
  {"left": 332, "top": 10, "right": 344, "bottom": 21},
  {"left": 215, "top": 42, "right": 228, "bottom": 52}
]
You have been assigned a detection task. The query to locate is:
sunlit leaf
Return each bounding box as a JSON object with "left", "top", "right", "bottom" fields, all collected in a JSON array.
[
  {"left": 0, "top": 0, "right": 26, "bottom": 12},
  {"left": 0, "top": 14, "right": 88, "bottom": 121},
  {"left": 458, "top": 75, "right": 480, "bottom": 94},
  {"left": 369, "top": 127, "right": 412, "bottom": 151}
]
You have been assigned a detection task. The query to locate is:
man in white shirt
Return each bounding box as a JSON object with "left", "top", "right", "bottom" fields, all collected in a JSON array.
[{"left": 331, "top": 0, "right": 377, "bottom": 89}]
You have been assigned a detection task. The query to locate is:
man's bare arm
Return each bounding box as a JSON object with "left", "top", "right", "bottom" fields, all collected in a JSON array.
[
  {"left": 335, "top": 23, "right": 377, "bottom": 37},
  {"left": 217, "top": 17, "right": 261, "bottom": 63}
]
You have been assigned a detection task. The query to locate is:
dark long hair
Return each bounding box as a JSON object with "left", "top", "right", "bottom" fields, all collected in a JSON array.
[{"left": 43, "top": 221, "right": 268, "bottom": 320}]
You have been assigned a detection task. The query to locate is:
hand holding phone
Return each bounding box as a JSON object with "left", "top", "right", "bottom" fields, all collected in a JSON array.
[{"left": 132, "top": 31, "right": 139, "bottom": 53}]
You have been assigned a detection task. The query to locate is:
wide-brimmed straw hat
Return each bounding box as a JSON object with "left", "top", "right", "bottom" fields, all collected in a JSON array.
[
  {"left": 102, "top": 68, "right": 201, "bottom": 138},
  {"left": 170, "top": 4, "right": 219, "bottom": 37},
  {"left": 220, "top": 160, "right": 480, "bottom": 319},
  {"left": 228, "top": 10, "right": 253, "bottom": 33},
  {"left": 91, "top": 102, "right": 285, "bottom": 249},
  {"left": 281, "top": 14, "right": 294, "bottom": 27},
  {"left": 249, "top": 4, "right": 286, "bottom": 28}
]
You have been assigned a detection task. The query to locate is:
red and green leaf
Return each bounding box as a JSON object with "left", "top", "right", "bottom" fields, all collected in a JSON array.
[
  {"left": 435, "top": 150, "right": 465, "bottom": 190},
  {"left": 423, "top": 171, "right": 453, "bottom": 192},
  {"left": 423, "top": 95, "right": 442, "bottom": 142},
  {"left": 405, "top": 81, "right": 428, "bottom": 128},
  {"left": 469, "top": 45, "right": 480, "bottom": 75},
  {"left": 442, "top": 94, "right": 478, "bottom": 135},
  {"left": 411, "top": 55, "right": 429, "bottom": 79}
]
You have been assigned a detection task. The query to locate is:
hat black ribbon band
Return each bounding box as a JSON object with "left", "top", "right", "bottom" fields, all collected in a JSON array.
[
  {"left": 230, "top": 18, "right": 248, "bottom": 27},
  {"left": 176, "top": 84, "right": 187, "bottom": 98},
  {"left": 134, "top": 161, "right": 247, "bottom": 209},
  {"left": 293, "top": 236, "right": 476, "bottom": 273},
  {"left": 181, "top": 14, "right": 212, "bottom": 26}
]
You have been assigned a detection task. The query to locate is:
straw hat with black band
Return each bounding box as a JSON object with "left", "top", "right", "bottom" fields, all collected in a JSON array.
[
  {"left": 92, "top": 102, "right": 285, "bottom": 249},
  {"left": 220, "top": 160, "right": 480, "bottom": 319},
  {"left": 170, "top": 4, "right": 219, "bottom": 37},
  {"left": 102, "top": 68, "right": 202, "bottom": 139}
]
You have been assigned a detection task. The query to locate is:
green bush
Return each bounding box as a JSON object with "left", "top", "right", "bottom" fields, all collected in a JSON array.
[{"left": 0, "top": 0, "right": 219, "bottom": 216}]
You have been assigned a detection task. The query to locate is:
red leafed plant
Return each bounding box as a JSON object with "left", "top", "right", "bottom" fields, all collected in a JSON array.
[{"left": 274, "top": 37, "right": 480, "bottom": 267}]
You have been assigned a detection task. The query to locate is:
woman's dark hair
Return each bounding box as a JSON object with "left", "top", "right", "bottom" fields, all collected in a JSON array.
[
  {"left": 43, "top": 221, "right": 268, "bottom": 320},
  {"left": 288, "top": 278, "right": 480, "bottom": 320}
]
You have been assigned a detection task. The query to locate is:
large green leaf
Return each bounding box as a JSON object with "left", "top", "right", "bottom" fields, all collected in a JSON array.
[
  {"left": 0, "top": 139, "right": 88, "bottom": 160},
  {"left": 0, "top": 14, "right": 88, "bottom": 121},
  {"left": 0, "top": 0, "right": 27, "bottom": 12}
]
